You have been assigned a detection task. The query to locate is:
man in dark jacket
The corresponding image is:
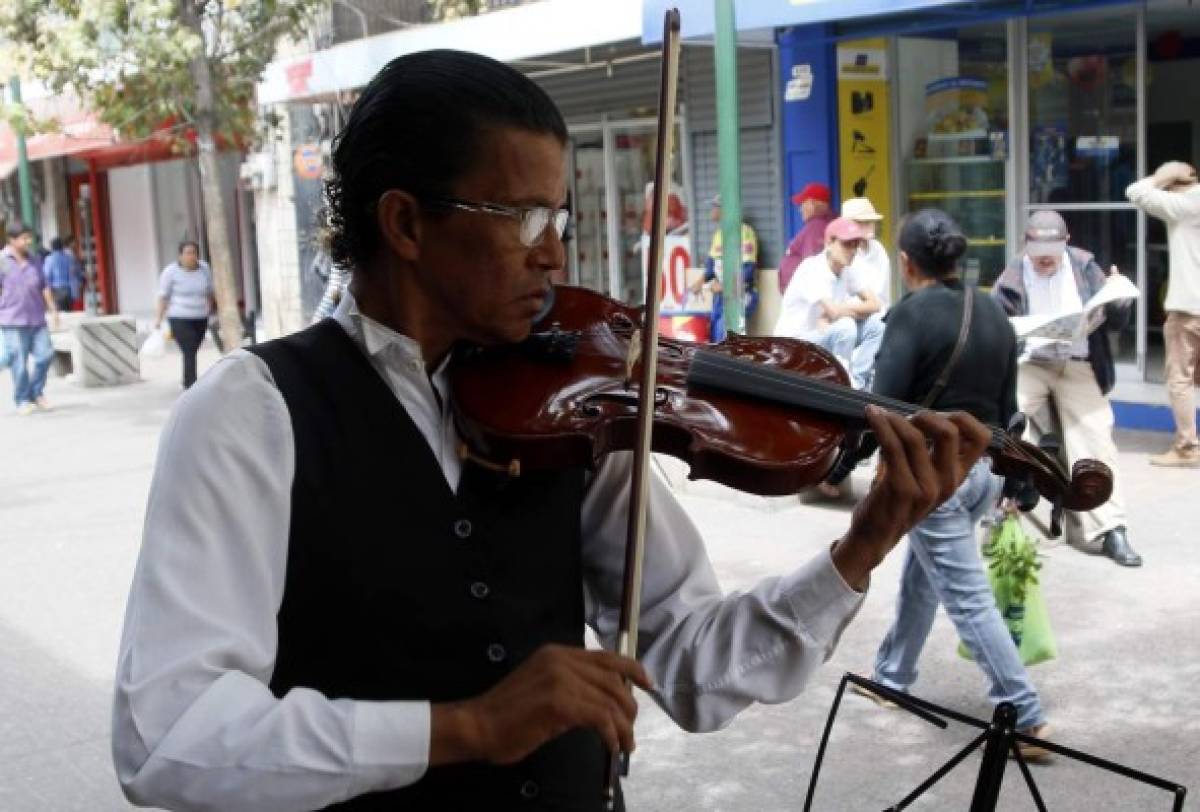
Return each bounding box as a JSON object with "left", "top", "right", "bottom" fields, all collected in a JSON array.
[{"left": 992, "top": 210, "right": 1140, "bottom": 566}]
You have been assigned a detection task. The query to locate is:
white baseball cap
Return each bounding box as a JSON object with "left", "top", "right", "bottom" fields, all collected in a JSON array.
[{"left": 842, "top": 197, "right": 883, "bottom": 222}]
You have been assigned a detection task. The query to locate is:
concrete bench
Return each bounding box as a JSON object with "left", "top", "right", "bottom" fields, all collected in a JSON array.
[{"left": 46, "top": 313, "right": 140, "bottom": 385}]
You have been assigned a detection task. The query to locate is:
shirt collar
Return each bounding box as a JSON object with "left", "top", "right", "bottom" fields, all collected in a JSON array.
[{"left": 333, "top": 290, "right": 453, "bottom": 382}]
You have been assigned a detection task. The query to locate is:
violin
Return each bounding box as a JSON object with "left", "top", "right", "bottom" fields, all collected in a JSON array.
[{"left": 450, "top": 284, "right": 1113, "bottom": 513}]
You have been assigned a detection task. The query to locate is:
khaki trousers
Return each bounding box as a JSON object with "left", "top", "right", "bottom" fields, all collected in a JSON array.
[
  {"left": 1017, "top": 359, "right": 1126, "bottom": 544},
  {"left": 1163, "top": 311, "right": 1200, "bottom": 450}
]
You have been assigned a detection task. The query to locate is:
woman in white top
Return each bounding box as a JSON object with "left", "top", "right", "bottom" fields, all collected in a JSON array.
[{"left": 154, "top": 240, "right": 215, "bottom": 388}]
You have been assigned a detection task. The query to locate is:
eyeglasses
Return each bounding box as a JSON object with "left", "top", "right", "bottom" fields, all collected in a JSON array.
[{"left": 423, "top": 196, "right": 571, "bottom": 248}]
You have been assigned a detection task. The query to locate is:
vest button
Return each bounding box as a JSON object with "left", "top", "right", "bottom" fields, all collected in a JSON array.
[
  {"left": 519, "top": 779, "right": 540, "bottom": 800},
  {"left": 453, "top": 518, "right": 473, "bottom": 539},
  {"left": 470, "top": 581, "right": 490, "bottom": 599},
  {"left": 486, "top": 643, "right": 507, "bottom": 663}
]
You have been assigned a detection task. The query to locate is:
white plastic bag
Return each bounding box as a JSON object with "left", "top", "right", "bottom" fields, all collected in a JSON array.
[{"left": 139, "top": 326, "right": 168, "bottom": 359}]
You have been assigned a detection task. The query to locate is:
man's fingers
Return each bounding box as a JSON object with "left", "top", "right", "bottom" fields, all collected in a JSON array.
[
  {"left": 946, "top": 410, "right": 992, "bottom": 467},
  {"left": 865, "top": 406, "right": 919, "bottom": 504},
  {"left": 909, "top": 410, "right": 962, "bottom": 505},
  {"left": 585, "top": 650, "right": 653, "bottom": 692},
  {"left": 890, "top": 411, "right": 942, "bottom": 514},
  {"left": 564, "top": 680, "right": 637, "bottom": 756}
]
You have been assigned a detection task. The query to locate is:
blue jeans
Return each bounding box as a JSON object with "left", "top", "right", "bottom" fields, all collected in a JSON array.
[
  {"left": 850, "top": 312, "right": 885, "bottom": 391},
  {"left": 872, "top": 459, "right": 1045, "bottom": 729},
  {"left": 2, "top": 325, "right": 54, "bottom": 407},
  {"left": 802, "top": 313, "right": 885, "bottom": 389}
]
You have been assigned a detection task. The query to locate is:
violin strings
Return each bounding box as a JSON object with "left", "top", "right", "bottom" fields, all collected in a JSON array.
[{"left": 690, "top": 351, "right": 1048, "bottom": 473}]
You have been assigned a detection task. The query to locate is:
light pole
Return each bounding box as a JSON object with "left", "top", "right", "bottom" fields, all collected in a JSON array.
[
  {"left": 713, "top": 0, "right": 742, "bottom": 334},
  {"left": 8, "top": 75, "right": 36, "bottom": 230}
]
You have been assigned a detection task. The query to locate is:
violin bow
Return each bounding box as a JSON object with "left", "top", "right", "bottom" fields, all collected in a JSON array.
[{"left": 605, "top": 7, "right": 682, "bottom": 807}]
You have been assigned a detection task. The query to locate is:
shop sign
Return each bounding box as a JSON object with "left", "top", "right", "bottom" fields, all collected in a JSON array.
[
  {"left": 1076, "top": 135, "right": 1119, "bottom": 158},
  {"left": 785, "top": 64, "right": 814, "bottom": 102},
  {"left": 286, "top": 59, "right": 314, "bottom": 97},
  {"left": 838, "top": 46, "right": 887, "bottom": 81},
  {"left": 293, "top": 143, "right": 324, "bottom": 180},
  {"left": 836, "top": 39, "right": 893, "bottom": 254},
  {"left": 640, "top": 233, "right": 695, "bottom": 311}
]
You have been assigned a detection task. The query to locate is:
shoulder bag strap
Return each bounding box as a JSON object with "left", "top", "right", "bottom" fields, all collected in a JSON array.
[{"left": 921, "top": 285, "right": 974, "bottom": 408}]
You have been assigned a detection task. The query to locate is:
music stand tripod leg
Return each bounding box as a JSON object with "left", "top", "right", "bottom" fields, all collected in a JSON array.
[{"left": 969, "top": 702, "right": 1019, "bottom": 812}]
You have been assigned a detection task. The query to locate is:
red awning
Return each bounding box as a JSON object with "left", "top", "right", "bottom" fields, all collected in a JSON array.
[
  {"left": 0, "top": 94, "right": 118, "bottom": 177},
  {"left": 0, "top": 96, "right": 231, "bottom": 176}
]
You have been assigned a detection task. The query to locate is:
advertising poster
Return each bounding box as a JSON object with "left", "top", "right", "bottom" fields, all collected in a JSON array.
[{"left": 836, "top": 39, "right": 892, "bottom": 253}]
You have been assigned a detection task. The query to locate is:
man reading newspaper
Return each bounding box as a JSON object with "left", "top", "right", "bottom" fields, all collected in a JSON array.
[{"left": 992, "top": 210, "right": 1141, "bottom": 567}]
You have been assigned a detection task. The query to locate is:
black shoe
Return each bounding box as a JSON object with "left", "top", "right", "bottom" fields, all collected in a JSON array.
[{"left": 1101, "top": 526, "right": 1142, "bottom": 567}]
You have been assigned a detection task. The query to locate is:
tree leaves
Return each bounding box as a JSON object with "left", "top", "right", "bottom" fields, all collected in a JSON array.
[{"left": 0, "top": 0, "right": 322, "bottom": 149}]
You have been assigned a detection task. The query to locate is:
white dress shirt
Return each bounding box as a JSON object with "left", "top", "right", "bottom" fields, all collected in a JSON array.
[
  {"left": 113, "top": 294, "right": 865, "bottom": 811},
  {"left": 774, "top": 251, "right": 868, "bottom": 338}
]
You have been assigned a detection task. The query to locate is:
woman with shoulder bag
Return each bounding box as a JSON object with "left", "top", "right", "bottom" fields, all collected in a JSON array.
[{"left": 848, "top": 209, "right": 1052, "bottom": 760}]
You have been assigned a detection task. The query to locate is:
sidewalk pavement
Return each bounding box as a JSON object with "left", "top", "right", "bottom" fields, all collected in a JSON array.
[{"left": 0, "top": 341, "right": 1196, "bottom": 811}]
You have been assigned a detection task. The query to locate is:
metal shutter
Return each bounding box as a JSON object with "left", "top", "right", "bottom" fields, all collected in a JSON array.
[
  {"left": 683, "top": 45, "right": 783, "bottom": 271},
  {"left": 532, "top": 54, "right": 668, "bottom": 125}
]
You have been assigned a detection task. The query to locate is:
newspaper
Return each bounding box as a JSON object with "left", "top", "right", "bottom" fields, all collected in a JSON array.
[{"left": 1009, "top": 273, "right": 1139, "bottom": 351}]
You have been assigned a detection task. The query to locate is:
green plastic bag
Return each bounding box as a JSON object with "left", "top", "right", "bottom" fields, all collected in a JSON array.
[{"left": 958, "top": 515, "right": 1057, "bottom": 667}]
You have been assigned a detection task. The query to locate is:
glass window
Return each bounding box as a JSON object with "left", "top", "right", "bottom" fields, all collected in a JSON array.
[
  {"left": 897, "top": 25, "right": 1010, "bottom": 288},
  {"left": 1027, "top": 10, "right": 1137, "bottom": 204}
]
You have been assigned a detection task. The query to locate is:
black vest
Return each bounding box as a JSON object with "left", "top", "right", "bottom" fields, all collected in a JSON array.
[{"left": 249, "top": 320, "right": 617, "bottom": 811}]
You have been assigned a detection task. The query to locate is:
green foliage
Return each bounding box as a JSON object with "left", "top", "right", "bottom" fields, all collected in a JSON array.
[
  {"left": 0, "top": 99, "right": 59, "bottom": 136},
  {"left": 984, "top": 517, "right": 1042, "bottom": 605},
  {"left": 426, "top": 0, "right": 489, "bottom": 22},
  {"left": 0, "top": 0, "right": 323, "bottom": 147}
]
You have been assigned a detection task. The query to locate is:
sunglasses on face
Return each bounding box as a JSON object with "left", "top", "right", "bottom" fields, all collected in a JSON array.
[{"left": 423, "top": 196, "right": 571, "bottom": 248}]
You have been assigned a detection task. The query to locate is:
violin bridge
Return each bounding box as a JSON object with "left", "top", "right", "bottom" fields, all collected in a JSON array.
[
  {"left": 456, "top": 442, "right": 521, "bottom": 478},
  {"left": 625, "top": 328, "right": 643, "bottom": 388}
]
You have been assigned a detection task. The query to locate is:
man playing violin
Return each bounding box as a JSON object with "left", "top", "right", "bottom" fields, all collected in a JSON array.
[{"left": 112, "top": 50, "right": 992, "bottom": 811}]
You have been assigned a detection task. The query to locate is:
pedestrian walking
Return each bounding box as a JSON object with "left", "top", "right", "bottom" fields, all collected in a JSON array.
[
  {"left": 0, "top": 222, "right": 59, "bottom": 415},
  {"left": 64, "top": 235, "right": 84, "bottom": 308},
  {"left": 992, "top": 210, "right": 1140, "bottom": 566},
  {"left": 1126, "top": 161, "right": 1200, "bottom": 467},
  {"left": 850, "top": 209, "right": 1052, "bottom": 759},
  {"left": 154, "top": 240, "right": 215, "bottom": 389},
  {"left": 43, "top": 237, "right": 75, "bottom": 312}
]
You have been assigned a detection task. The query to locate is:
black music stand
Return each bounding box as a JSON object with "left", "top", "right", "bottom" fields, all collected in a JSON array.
[{"left": 803, "top": 673, "right": 1188, "bottom": 811}]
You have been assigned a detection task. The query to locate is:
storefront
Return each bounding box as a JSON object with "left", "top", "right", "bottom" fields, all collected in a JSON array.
[
  {"left": 530, "top": 40, "right": 783, "bottom": 318},
  {"left": 750, "top": 0, "right": 1200, "bottom": 426},
  {"left": 255, "top": 0, "right": 785, "bottom": 337}
]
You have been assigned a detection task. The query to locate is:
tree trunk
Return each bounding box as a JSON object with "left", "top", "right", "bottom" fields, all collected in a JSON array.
[{"left": 181, "top": 0, "right": 242, "bottom": 354}]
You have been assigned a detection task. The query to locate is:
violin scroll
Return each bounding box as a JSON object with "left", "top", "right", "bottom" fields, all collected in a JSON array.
[{"left": 1062, "top": 458, "right": 1114, "bottom": 512}]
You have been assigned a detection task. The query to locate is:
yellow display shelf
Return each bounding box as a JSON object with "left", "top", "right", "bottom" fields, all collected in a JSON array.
[{"left": 908, "top": 190, "right": 1006, "bottom": 200}]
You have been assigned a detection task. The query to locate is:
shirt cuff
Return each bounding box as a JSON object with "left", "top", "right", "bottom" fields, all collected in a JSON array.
[
  {"left": 346, "top": 699, "right": 430, "bottom": 797},
  {"left": 781, "top": 548, "right": 867, "bottom": 645}
]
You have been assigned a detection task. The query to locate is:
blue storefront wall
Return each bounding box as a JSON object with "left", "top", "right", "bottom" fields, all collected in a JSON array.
[
  {"left": 643, "top": 0, "right": 1139, "bottom": 43},
  {"left": 777, "top": 25, "right": 841, "bottom": 243}
]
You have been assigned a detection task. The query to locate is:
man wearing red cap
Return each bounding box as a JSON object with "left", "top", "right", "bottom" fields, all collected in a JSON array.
[
  {"left": 774, "top": 216, "right": 882, "bottom": 388},
  {"left": 779, "top": 182, "right": 834, "bottom": 293}
]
